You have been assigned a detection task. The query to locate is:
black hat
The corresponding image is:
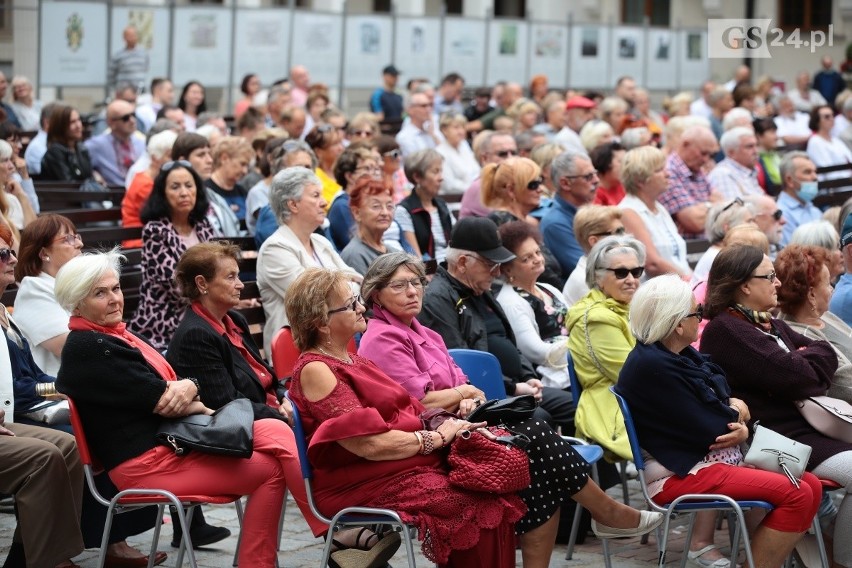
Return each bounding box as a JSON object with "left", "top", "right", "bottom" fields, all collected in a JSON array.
[
  {"left": 382, "top": 65, "right": 401, "bottom": 76},
  {"left": 449, "top": 217, "right": 516, "bottom": 264}
]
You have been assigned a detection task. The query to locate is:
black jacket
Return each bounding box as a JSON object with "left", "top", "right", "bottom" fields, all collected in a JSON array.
[
  {"left": 398, "top": 192, "right": 453, "bottom": 259},
  {"left": 418, "top": 266, "right": 538, "bottom": 395},
  {"left": 40, "top": 142, "right": 92, "bottom": 182}
]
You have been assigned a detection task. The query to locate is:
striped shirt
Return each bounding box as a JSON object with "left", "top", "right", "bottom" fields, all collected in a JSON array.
[{"left": 108, "top": 47, "right": 149, "bottom": 90}]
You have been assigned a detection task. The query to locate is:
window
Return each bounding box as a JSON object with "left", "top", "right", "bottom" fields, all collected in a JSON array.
[
  {"left": 445, "top": 0, "right": 462, "bottom": 15},
  {"left": 778, "top": 0, "right": 831, "bottom": 30},
  {"left": 622, "top": 0, "right": 670, "bottom": 26},
  {"left": 494, "top": 0, "right": 525, "bottom": 18},
  {"left": 373, "top": 0, "right": 391, "bottom": 12}
]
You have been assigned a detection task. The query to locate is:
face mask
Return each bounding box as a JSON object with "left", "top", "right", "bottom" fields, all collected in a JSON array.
[{"left": 796, "top": 180, "right": 818, "bottom": 203}]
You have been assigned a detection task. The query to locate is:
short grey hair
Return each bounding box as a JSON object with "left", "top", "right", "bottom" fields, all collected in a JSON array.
[
  {"left": 269, "top": 167, "right": 321, "bottom": 225},
  {"left": 599, "top": 96, "right": 628, "bottom": 119},
  {"left": 360, "top": 252, "right": 425, "bottom": 309},
  {"left": 550, "top": 150, "right": 589, "bottom": 188},
  {"left": 147, "top": 130, "right": 178, "bottom": 160},
  {"left": 445, "top": 247, "right": 467, "bottom": 267},
  {"left": 404, "top": 148, "right": 443, "bottom": 185},
  {"left": 705, "top": 199, "right": 754, "bottom": 244},
  {"left": 55, "top": 249, "right": 126, "bottom": 312},
  {"left": 0, "top": 140, "right": 12, "bottom": 161},
  {"left": 790, "top": 220, "right": 840, "bottom": 250},
  {"left": 585, "top": 235, "right": 646, "bottom": 289},
  {"left": 277, "top": 140, "right": 317, "bottom": 171},
  {"left": 629, "top": 274, "right": 693, "bottom": 345},
  {"left": 722, "top": 108, "right": 754, "bottom": 132},
  {"left": 719, "top": 126, "right": 754, "bottom": 154},
  {"left": 621, "top": 127, "right": 650, "bottom": 150},
  {"left": 780, "top": 150, "right": 811, "bottom": 183},
  {"left": 196, "top": 111, "right": 223, "bottom": 128}
]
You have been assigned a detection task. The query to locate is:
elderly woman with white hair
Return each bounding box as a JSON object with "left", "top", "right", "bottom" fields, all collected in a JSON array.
[
  {"left": 691, "top": 198, "right": 757, "bottom": 285},
  {"left": 599, "top": 96, "right": 628, "bottom": 135},
  {"left": 790, "top": 219, "right": 845, "bottom": 279},
  {"left": 256, "top": 166, "right": 361, "bottom": 354},
  {"left": 619, "top": 145, "right": 690, "bottom": 278},
  {"left": 618, "top": 274, "right": 822, "bottom": 568},
  {"left": 580, "top": 121, "right": 615, "bottom": 153}
]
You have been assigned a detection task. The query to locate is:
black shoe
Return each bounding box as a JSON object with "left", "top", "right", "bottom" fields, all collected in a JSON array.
[{"left": 171, "top": 522, "right": 231, "bottom": 549}]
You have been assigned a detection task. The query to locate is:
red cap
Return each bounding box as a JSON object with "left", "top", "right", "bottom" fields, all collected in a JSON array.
[{"left": 565, "top": 96, "right": 596, "bottom": 110}]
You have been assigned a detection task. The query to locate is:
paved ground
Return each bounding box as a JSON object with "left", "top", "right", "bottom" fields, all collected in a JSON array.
[{"left": 0, "top": 479, "right": 730, "bottom": 567}]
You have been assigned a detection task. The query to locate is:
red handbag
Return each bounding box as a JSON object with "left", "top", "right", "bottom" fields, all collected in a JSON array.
[{"left": 447, "top": 427, "right": 531, "bottom": 494}]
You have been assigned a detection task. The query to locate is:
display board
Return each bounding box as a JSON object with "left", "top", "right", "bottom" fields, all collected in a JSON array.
[
  {"left": 486, "top": 20, "right": 529, "bottom": 85},
  {"left": 679, "top": 30, "right": 709, "bottom": 89},
  {"left": 40, "top": 1, "right": 108, "bottom": 86},
  {"left": 528, "top": 23, "right": 569, "bottom": 88},
  {"left": 170, "top": 8, "right": 233, "bottom": 88},
  {"left": 393, "top": 17, "right": 441, "bottom": 83},
  {"left": 109, "top": 7, "right": 170, "bottom": 83},
  {"left": 610, "top": 26, "right": 644, "bottom": 88},
  {"left": 343, "top": 16, "right": 393, "bottom": 89},
  {"left": 644, "top": 29, "right": 676, "bottom": 90},
  {"left": 441, "top": 18, "right": 487, "bottom": 86},
  {"left": 232, "top": 9, "right": 292, "bottom": 86},
  {"left": 291, "top": 11, "right": 344, "bottom": 87},
  {"left": 568, "top": 25, "right": 611, "bottom": 89}
]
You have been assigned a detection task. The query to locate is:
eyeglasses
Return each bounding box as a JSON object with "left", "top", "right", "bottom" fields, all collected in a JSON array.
[
  {"left": 0, "top": 248, "right": 15, "bottom": 263},
  {"left": 465, "top": 254, "right": 501, "bottom": 274},
  {"left": 564, "top": 171, "right": 599, "bottom": 183},
  {"left": 527, "top": 177, "right": 544, "bottom": 191},
  {"left": 684, "top": 304, "right": 704, "bottom": 322},
  {"left": 365, "top": 201, "right": 396, "bottom": 213},
  {"left": 327, "top": 295, "right": 363, "bottom": 315},
  {"left": 495, "top": 149, "right": 518, "bottom": 159},
  {"left": 111, "top": 112, "right": 135, "bottom": 123},
  {"left": 162, "top": 160, "right": 192, "bottom": 172},
  {"left": 721, "top": 197, "right": 744, "bottom": 212},
  {"left": 757, "top": 209, "right": 783, "bottom": 221},
  {"left": 591, "top": 227, "right": 626, "bottom": 237},
  {"left": 316, "top": 124, "right": 336, "bottom": 133},
  {"left": 604, "top": 266, "right": 644, "bottom": 279},
  {"left": 354, "top": 165, "right": 382, "bottom": 176},
  {"left": 53, "top": 233, "right": 82, "bottom": 246},
  {"left": 751, "top": 271, "right": 777, "bottom": 282},
  {"left": 383, "top": 149, "right": 401, "bottom": 159},
  {"left": 385, "top": 277, "right": 427, "bottom": 293}
]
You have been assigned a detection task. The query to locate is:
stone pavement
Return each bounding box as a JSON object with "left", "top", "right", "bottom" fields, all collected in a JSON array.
[{"left": 0, "top": 479, "right": 736, "bottom": 567}]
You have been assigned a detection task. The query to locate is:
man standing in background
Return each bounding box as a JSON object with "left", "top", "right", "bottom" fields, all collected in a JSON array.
[{"left": 108, "top": 26, "right": 149, "bottom": 94}]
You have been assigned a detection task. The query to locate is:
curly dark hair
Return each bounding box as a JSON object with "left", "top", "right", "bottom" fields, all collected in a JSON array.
[
  {"left": 141, "top": 162, "right": 210, "bottom": 225},
  {"left": 497, "top": 221, "right": 542, "bottom": 255},
  {"left": 774, "top": 244, "right": 829, "bottom": 314},
  {"left": 705, "top": 244, "right": 766, "bottom": 319}
]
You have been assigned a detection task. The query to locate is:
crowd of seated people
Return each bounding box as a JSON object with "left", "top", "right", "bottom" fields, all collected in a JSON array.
[{"left": 7, "top": 54, "right": 852, "bottom": 567}]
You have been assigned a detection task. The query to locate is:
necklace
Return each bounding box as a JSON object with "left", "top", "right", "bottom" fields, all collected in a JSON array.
[{"left": 317, "top": 345, "right": 352, "bottom": 363}]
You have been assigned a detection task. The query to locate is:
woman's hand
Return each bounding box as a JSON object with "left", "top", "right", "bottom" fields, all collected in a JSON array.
[
  {"left": 457, "top": 397, "right": 481, "bottom": 418},
  {"left": 728, "top": 397, "right": 751, "bottom": 423},
  {"left": 435, "top": 417, "right": 487, "bottom": 446},
  {"left": 515, "top": 379, "right": 543, "bottom": 401},
  {"left": 709, "top": 422, "right": 749, "bottom": 450},
  {"left": 13, "top": 156, "right": 28, "bottom": 179},
  {"left": 277, "top": 397, "right": 294, "bottom": 426},
  {"left": 154, "top": 379, "right": 199, "bottom": 417}
]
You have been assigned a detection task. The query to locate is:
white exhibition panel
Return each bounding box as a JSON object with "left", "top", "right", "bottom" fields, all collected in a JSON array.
[
  {"left": 680, "top": 30, "right": 709, "bottom": 89},
  {"left": 569, "top": 25, "right": 611, "bottom": 89},
  {"left": 442, "top": 18, "right": 487, "bottom": 86},
  {"left": 40, "top": 1, "right": 108, "bottom": 86},
  {"left": 343, "top": 16, "right": 394, "bottom": 89},
  {"left": 110, "top": 7, "right": 170, "bottom": 82},
  {"left": 170, "top": 8, "right": 233, "bottom": 88},
  {"left": 644, "top": 28, "right": 676, "bottom": 90},
  {"left": 528, "top": 23, "right": 569, "bottom": 88},
  {"left": 610, "top": 26, "right": 645, "bottom": 88},
  {"left": 393, "top": 17, "right": 441, "bottom": 84},
  {"left": 290, "top": 11, "right": 344, "bottom": 87},
  {"left": 232, "top": 9, "right": 292, "bottom": 86},
  {"left": 486, "top": 19, "right": 528, "bottom": 85}
]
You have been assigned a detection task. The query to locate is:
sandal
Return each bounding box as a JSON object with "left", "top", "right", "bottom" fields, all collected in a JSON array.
[
  {"left": 331, "top": 527, "right": 381, "bottom": 552},
  {"left": 686, "top": 544, "right": 732, "bottom": 568},
  {"left": 328, "top": 531, "right": 401, "bottom": 568}
]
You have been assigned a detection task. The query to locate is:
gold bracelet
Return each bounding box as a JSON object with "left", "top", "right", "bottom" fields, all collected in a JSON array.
[{"left": 453, "top": 387, "right": 465, "bottom": 403}]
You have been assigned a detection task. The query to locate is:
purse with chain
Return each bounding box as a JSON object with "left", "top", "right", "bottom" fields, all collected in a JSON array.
[
  {"left": 796, "top": 395, "right": 852, "bottom": 443},
  {"left": 743, "top": 421, "right": 811, "bottom": 488}
]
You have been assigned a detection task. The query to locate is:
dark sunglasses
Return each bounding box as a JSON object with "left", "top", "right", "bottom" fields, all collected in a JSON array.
[
  {"left": 316, "top": 124, "right": 336, "bottom": 134},
  {"left": 527, "top": 177, "right": 544, "bottom": 191},
  {"left": 0, "top": 248, "right": 15, "bottom": 264},
  {"left": 112, "top": 112, "right": 135, "bottom": 123},
  {"left": 770, "top": 209, "right": 783, "bottom": 221},
  {"left": 685, "top": 304, "right": 704, "bottom": 322},
  {"left": 162, "top": 160, "right": 193, "bottom": 173},
  {"left": 383, "top": 149, "right": 402, "bottom": 159},
  {"left": 495, "top": 149, "right": 517, "bottom": 158},
  {"left": 605, "top": 266, "right": 644, "bottom": 279},
  {"left": 591, "top": 227, "right": 627, "bottom": 237},
  {"left": 327, "top": 295, "right": 363, "bottom": 315}
]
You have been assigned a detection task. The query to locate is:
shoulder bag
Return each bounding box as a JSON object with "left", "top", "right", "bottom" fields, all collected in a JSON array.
[
  {"left": 743, "top": 421, "right": 811, "bottom": 488},
  {"left": 447, "top": 426, "right": 531, "bottom": 493},
  {"left": 465, "top": 394, "right": 537, "bottom": 425},
  {"left": 796, "top": 395, "right": 852, "bottom": 443},
  {"left": 156, "top": 398, "right": 254, "bottom": 458}
]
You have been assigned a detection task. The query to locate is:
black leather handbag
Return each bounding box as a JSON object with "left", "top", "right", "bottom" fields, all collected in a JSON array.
[
  {"left": 465, "top": 394, "right": 537, "bottom": 425},
  {"left": 156, "top": 398, "right": 254, "bottom": 458}
]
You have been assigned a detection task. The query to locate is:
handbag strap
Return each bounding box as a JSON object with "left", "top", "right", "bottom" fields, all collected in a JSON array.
[{"left": 583, "top": 301, "right": 615, "bottom": 382}]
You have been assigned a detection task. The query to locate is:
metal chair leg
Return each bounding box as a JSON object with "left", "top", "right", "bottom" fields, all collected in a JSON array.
[{"left": 232, "top": 498, "right": 245, "bottom": 567}]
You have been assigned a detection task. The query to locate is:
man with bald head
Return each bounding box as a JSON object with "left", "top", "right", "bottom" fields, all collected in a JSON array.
[
  {"left": 659, "top": 125, "right": 723, "bottom": 238},
  {"left": 108, "top": 26, "right": 149, "bottom": 92},
  {"left": 84, "top": 99, "right": 145, "bottom": 186},
  {"left": 289, "top": 65, "right": 310, "bottom": 108}
]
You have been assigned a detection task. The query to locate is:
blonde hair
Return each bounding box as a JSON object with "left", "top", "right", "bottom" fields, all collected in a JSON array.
[
  {"left": 480, "top": 157, "right": 541, "bottom": 208},
  {"left": 621, "top": 146, "right": 666, "bottom": 195},
  {"left": 212, "top": 136, "right": 253, "bottom": 167},
  {"left": 284, "top": 268, "right": 351, "bottom": 351},
  {"left": 573, "top": 205, "right": 623, "bottom": 253},
  {"left": 506, "top": 98, "right": 540, "bottom": 120},
  {"left": 722, "top": 224, "right": 769, "bottom": 254},
  {"left": 580, "top": 121, "right": 614, "bottom": 152}
]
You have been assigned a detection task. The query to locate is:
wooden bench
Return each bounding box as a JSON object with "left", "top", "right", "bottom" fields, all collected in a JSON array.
[
  {"left": 686, "top": 238, "right": 711, "bottom": 269},
  {"left": 236, "top": 281, "right": 265, "bottom": 352},
  {"left": 78, "top": 226, "right": 142, "bottom": 249},
  {"left": 49, "top": 207, "right": 123, "bottom": 227},
  {"left": 814, "top": 163, "right": 852, "bottom": 209},
  {"left": 37, "top": 189, "right": 126, "bottom": 212}
]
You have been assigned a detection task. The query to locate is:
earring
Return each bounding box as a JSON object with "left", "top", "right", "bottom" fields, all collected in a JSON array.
[
  {"left": 43, "top": 256, "right": 50, "bottom": 262},
  {"left": 202, "top": 289, "right": 208, "bottom": 295}
]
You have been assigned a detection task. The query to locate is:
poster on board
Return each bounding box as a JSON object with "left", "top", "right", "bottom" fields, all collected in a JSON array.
[
  {"left": 529, "top": 23, "right": 568, "bottom": 88},
  {"left": 170, "top": 8, "right": 233, "bottom": 87},
  {"left": 40, "top": 1, "right": 108, "bottom": 86},
  {"left": 232, "top": 9, "right": 291, "bottom": 86},
  {"left": 343, "top": 16, "right": 393, "bottom": 89},
  {"left": 442, "top": 18, "right": 487, "bottom": 86},
  {"left": 610, "top": 26, "right": 644, "bottom": 87},
  {"left": 486, "top": 20, "right": 528, "bottom": 85},
  {"left": 569, "top": 25, "right": 609, "bottom": 89},
  {"left": 110, "top": 7, "right": 170, "bottom": 84},
  {"left": 290, "top": 11, "right": 344, "bottom": 87},
  {"left": 393, "top": 18, "right": 441, "bottom": 83},
  {"left": 679, "top": 29, "right": 709, "bottom": 89},
  {"left": 645, "top": 29, "right": 676, "bottom": 90}
]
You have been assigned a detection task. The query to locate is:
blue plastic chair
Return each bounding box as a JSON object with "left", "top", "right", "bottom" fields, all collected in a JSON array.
[
  {"left": 285, "top": 393, "right": 418, "bottom": 568},
  {"left": 610, "top": 387, "right": 828, "bottom": 568},
  {"left": 447, "top": 348, "right": 507, "bottom": 400}
]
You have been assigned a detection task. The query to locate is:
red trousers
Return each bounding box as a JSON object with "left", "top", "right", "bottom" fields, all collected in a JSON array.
[
  {"left": 110, "top": 419, "right": 326, "bottom": 567},
  {"left": 656, "top": 463, "right": 821, "bottom": 533}
]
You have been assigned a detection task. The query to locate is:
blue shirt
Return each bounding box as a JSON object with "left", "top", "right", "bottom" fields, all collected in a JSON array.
[
  {"left": 540, "top": 195, "right": 583, "bottom": 277},
  {"left": 830, "top": 273, "right": 852, "bottom": 327},
  {"left": 777, "top": 190, "right": 823, "bottom": 247},
  {"left": 328, "top": 193, "right": 355, "bottom": 251}
]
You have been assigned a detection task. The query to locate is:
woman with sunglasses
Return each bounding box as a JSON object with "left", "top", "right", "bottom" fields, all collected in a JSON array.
[
  {"left": 619, "top": 145, "right": 691, "bottom": 279},
  {"left": 376, "top": 135, "right": 409, "bottom": 204},
  {"left": 619, "top": 273, "right": 822, "bottom": 568},
  {"left": 345, "top": 112, "right": 379, "bottom": 144},
  {"left": 305, "top": 123, "right": 345, "bottom": 206},
  {"left": 129, "top": 161, "right": 215, "bottom": 351},
  {"left": 435, "top": 112, "right": 479, "bottom": 195},
  {"left": 807, "top": 105, "right": 852, "bottom": 182},
  {"left": 700, "top": 245, "right": 852, "bottom": 567}
]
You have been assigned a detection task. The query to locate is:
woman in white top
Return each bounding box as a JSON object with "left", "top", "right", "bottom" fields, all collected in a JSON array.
[
  {"left": 257, "top": 167, "right": 361, "bottom": 354},
  {"left": 435, "top": 112, "right": 480, "bottom": 195},
  {"left": 807, "top": 105, "right": 852, "bottom": 181},
  {"left": 0, "top": 140, "right": 35, "bottom": 232},
  {"left": 619, "top": 146, "right": 691, "bottom": 278},
  {"left": 495, "top": 221, "right": 571, "bottom": 389}
]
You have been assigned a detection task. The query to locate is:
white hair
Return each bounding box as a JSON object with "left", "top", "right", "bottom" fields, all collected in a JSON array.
[
  {"left": 585, "top": 235, "right": 647, "bottom": 289},
  {"left": 719, "top": 126, "right": 755, "bottom": 154},
  {"left": 579, "top": 121, "right": 614, "bottom": 152},
  {"left": 722, "top": 107, "right": 754, "bottom": 132},
  {"left": 790, "top": 220, "right": 840, "bottom": 250},
  {"left": 54, "top": 249, "right": 126, "bottom": 312},
  {"left": 621, "top": 127, "right": 651, "bottom": 150},
  {"left": 705, "top": 199, "right": 754, "bottom": 244},
  {"left": 195, "top": 124, "right": 220, "bottom": 141},
  {"left": 146, "top": 130, "right": 178, "bottom": 161},
  {"left": 269, "top": 167, "right": 321, "bottom": 225},
  {"left": 0, "top": 140, "right": 12, "bottom": 161},
  {"left": 629, "top": 274, "right": 693, "bottom": 345}
]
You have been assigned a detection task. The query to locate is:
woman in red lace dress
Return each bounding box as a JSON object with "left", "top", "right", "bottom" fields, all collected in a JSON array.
[{"left": 285, "top": 267, "right": 663, "bottom": 567}]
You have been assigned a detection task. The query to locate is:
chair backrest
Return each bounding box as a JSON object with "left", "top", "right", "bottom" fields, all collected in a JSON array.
[
  {"left": 66, "top": 397, "right": 94, "bottom": 467},
  {"left": 447, "top": 349, "right": 507, "bottom": 401},
  {"left": 567, "top": 351, "right": 583, "bottom": 404},
  {"left": 272, "top": 327, "right": 357, "bottom": 380},
  {"left": 609, "top": 386, "right": 646, "bottom": 471},
  {"left": 284, "top": 391, "right": 313, "bottom": 481}
]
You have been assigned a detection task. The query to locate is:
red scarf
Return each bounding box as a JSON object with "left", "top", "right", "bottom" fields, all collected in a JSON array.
[{"left": 68, "top": 316, "right": 178, "bottom": 382}]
